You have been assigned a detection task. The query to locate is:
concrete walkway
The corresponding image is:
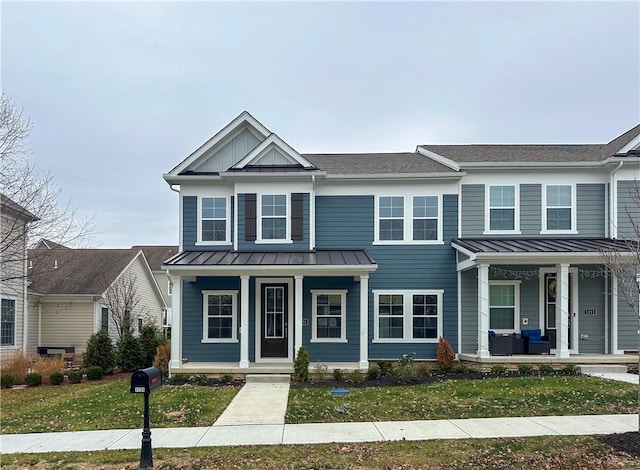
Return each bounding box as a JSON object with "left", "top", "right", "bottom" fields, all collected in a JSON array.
[{"left": 1, "top": 372, "right": 638, "bottom": 455}]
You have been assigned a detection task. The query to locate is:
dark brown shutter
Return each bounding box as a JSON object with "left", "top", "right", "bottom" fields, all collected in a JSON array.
[
  {"left": 291, "top": 193, "right": 304, "bottom": 241},
  {"left": 245, "top": 194, "right": 256, "bottom": 241}
]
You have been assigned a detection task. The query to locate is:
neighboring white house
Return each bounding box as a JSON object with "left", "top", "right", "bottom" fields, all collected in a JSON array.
[
  {"left": 0, "top": 194, "right": 38, "bottom": 360},
  {"left": 27, "top": 242, "right": 167, "bottom": 357}
]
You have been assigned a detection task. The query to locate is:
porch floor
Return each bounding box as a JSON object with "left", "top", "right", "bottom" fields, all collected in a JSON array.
[{"left": 459, "top": 353, "right": 638, "bottom": 366}]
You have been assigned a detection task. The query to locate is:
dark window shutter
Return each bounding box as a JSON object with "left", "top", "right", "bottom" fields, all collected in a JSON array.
[
  {"left": 291, "top": 193, "right": 304, "bottom": 241},
  {"left": 245, "top": 194, "right": 256, "bottom": 241}
]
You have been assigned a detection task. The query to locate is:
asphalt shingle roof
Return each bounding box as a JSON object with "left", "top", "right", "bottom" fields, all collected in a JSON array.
[
  {"left": 303, "top": 153, "right": 455, "bottom": 174},
  {"left": 132, "top": 245, "right": 179, "bottom": 271}
]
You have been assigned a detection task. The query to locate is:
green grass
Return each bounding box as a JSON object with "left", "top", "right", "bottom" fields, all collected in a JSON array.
[
  {"left": 0, "top": 379, "right": 238, "bottom": 434},
  {"left": 287, "top": 375, "right": 637, "bottom": 423},
  {"left": 1, "top": 436, "right": 638, "bottom": 469}
]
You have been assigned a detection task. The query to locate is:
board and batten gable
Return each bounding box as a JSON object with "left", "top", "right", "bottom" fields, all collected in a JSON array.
[{"left": 192, "top": 127, "right": 262, "bottom": 173}]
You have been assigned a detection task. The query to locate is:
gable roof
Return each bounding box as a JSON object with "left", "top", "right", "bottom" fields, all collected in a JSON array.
[
  {"left": 0, "top": 193, "right": 38, "bottom": 222},
  {"left": 34, "top": 239, "right": 72, "bottom": 250},
  {"left": 602, "top": 124, "right": 640, "bottom": 156},
  {"left": 132, "top": 245, "right": 179, "bottom": 271},
  {"left": 230, "top": 134, "right": 318, "bottom": 171},
  {"left": 28, "top": 248, "right": 140, "bottom": 295},
  {"left": 303, "top": 152, "right": 458, "bottom": 175}
]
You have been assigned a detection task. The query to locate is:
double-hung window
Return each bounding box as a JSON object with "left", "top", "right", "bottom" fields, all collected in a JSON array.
[
  {"left": 200, "top": 197, "right": 229, "bottom": 243},
  {"left": 487, "top": 185, "right": 518, "bottom": 232},
  {"left": 378, "top": 196, "right": 404, "bottom": 241},
  {"left": 374, "top": 290, "right": 443, "bottom": 342},
  {"left": 1, "top": 298, "right": 16, "bottom": 346},
  {"left": 260, "top": 194, "right": 287, "bottom": 240},
  {"left": 311, "top": 290, "right": 347, "bottom": 342},
  {"left": 412, "top": 196, "right": 438, "bottom": 241},
  {"left": 543, "top": 185, "right": 575, "bottom": 232},
  {"left": 101, "top": 307, "right": 109, "bottom": 332},
  {"left": 202, "top": 290, "right": 237, "bottom": 342},
  {"left": 489, "top": 281, "right": 520, "bottom": 333}
]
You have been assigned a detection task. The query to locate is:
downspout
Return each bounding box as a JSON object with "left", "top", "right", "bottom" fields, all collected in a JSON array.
[
  {"left": 169, "top": 184, "right": 182, "bottom": 251},
  {"left": 22, "top": 231, "right": 28, "bottom": 352},
  {"left": 609, "top": 161, "right": 623, "bottom": 238},
  {"left": 311, "top": 175, "right": 316, "bottom": 250}
]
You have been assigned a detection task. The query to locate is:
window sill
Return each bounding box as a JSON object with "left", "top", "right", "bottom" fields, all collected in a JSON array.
[
  {"left": 539, "top": 230, "right": 578, "bottom": 235},
  {"left": 255, "top": 239, "right": 293, "bottom": 244},
  {"left": 310, "top": 339, "right": 348, "bottom": 343},
  {"left": 372, "top": 240, "right": 443, "bottom": 246},
  {"left": 483, "top": 230, "right": 521, "bottom": 235},
  {"left": 196, "top": 241, "right": 232, "bottom": 246},
  {"left": 201, "top": 339, "right": 238, "bottom": 344},
  {"left": 372, "top": 339, "right": 438, "bottom": 344}
]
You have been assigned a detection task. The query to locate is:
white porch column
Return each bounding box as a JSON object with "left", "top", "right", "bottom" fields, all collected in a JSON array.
[
  {"left": 556, "top": 263, "right": 570, "bottom": 358},
  {"left": 294, "top": 275, "right": 304, "bottom": 356},
  {"left": 359, "top": 274, "right": 369, "bottom": 370},
  {"left": 169, "top": 274, "right": 182, "bottom": 372},
  {"left": 477, "top": 264, "right": 490, "bottom": 358},
  {"left": 239, "top": 275, "right": 250, "bottom": 368}
]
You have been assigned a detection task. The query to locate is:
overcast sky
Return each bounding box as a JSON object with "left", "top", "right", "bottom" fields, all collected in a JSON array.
[{"left": 2, "top": 1, "right": 639, "bottom": 248}]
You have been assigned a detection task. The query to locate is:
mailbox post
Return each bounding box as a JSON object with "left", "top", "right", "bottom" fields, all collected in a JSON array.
[{"left": 130, "top": 367, "right": 162, "bottom": 469}]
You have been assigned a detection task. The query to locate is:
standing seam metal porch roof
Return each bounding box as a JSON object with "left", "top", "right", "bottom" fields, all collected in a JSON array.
[
  {"left": 452, "top": 238, "right": 639, "bottom": 254},
  {"left": 162, "top": 249, "right": 377, "bottom": 269}
]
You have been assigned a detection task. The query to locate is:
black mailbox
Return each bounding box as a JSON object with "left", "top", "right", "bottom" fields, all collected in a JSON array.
[{"left": 130, "top": 367, "right": 162, "bottom": 394}]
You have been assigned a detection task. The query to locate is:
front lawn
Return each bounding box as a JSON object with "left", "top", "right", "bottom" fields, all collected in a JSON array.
[
  {"left": 0, "top": 379, "right": 238, "bottom": 434},
  {"left": 286, "top": 375, "right": 637, "bottom": 423}
]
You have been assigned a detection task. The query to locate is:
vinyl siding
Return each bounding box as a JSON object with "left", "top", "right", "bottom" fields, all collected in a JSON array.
[
  {"left": 461, "top": 184, "right": 484, "bottom": 237},
  {"left": 577, "top": 184, "right": 606, "bottom": 237},
  {"left": 192, "top": 127, "right": 261, "bottom": 173},
  {"left": 119, "top": 256, "right": 165, "bottom": 329},
  {"left": 617, "top": 294, "right": 637, "bottom": 351},
  {"left": 617, "top": 180, "right": 640, "bottom": 239},
  {"left": 520, "top": 184, "right": 541, "bottom": 235},
  {"left": 39, "top": 299, "right": 94, "bottom": 354},
  {"left": 183, "top": 196, "right": 235, "bottom": 251},
  {"left": 460, "top": 269, "right": 478, "bottom": 354}
]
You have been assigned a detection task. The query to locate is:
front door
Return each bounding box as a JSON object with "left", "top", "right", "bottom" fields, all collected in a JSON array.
[
  {"left": 261, "top": 283, "right": 288, "bottom": 358},
  {"left": 543, "top": 270, "right": 579, "bottom": 352}
]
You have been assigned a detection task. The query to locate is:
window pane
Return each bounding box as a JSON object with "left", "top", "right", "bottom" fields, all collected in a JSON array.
[
  {"left": 379, "top": 317, "right": 403, "bottom": 338},
  {"left": 262, "top": 218, "right": 286, "bottom": 239},
  {"left": 489, "top": 208, "right": 514, "bottom": 230},
  {"left": 202, "top": 220, "right": 226, "bottom": 241},
  {"left": 490, "top": 307, "right": 515, "bottom": 329},
  {"left": 209, "top": 317, "right": 233, "bottom": 339},
  {"left": 1, "top": 299, "right": 15, "bottom": 346},
  {"left": 202, "top": 197, "right": 226, "bottom": 219},
  {"left": 413, "top": 316, "right": 437, "bottom": 338},
  {"left": 380, "top": 197, "right": 404, "bottom": 218},
  {"left": 380, "top": 219, "right": 403, "bottom": 240},
  {"left": 413, "top": 219, "right": 437, "bottom": 240},
  {"left": 413, "top": 196, "right": 438, "bottom": 218},
  {"left": 547, "top": 208, "right": 571, "bottom": 230},
  {"left": 547, "top": 185, "right": 571, "bottom": 207},
  {"left": 490, "top": 186, "right": 514, "bottom": 207},
  {"left": 317, "top": 317, "right": 342, "bottom": 338},
  {"left": 490, "top": 285, "right": 515, "bottom": 306}
]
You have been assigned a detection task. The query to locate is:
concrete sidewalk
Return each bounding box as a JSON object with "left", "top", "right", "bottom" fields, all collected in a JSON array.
[{"left": 1, "top": 414, "right": 636, "bottom": 454}]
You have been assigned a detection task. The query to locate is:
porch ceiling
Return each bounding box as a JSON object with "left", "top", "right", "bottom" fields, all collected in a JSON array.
[
  {"left": 162, "top": 249, "right": 378, "bottom": 276},
  {"left": 452, "top": 237, "right": 638, "bottom": 269}
]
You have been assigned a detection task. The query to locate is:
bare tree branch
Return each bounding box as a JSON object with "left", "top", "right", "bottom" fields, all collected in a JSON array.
[{"left": 103, "top": 271, "right": 150, "bottom": 341}]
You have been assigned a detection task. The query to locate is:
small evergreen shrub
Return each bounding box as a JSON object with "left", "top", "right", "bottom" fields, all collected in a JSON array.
[
  {"left": 219, "top": 374, "right": 233, "bottom": 384},
  {"left": 49, "top": 371, "right": 64, "bottom": 385},
  {"left": 490, "top": 365, "right": 508, "bottom": 374},
  {"left": 377, "top": 361, "right": 393, "bottom": 377},
  {"left": 153, "top": 343, "right": 171, "bottom": 377},
  {"left": 347, "top": 371, "right": 365, "bottom": 383},
  {"left": 1, "top": 373, "right": 15, "bottom": 389},
  {"left": 293, "top": 346, "right": 310, "bottom": 382},
  {"left": 25, "top": 372, "right": 42, "bottom": 387},
  {"left": 562, "top": 364, "right": 580, "bottom": 375},
  {"left": 452, "top": 364, "right": 475, "bottom": 374},
  {"left": 391, "top": 353, "right": 419, "bottom": 384},
  {"left": 139, "top": 324, "right": 163, "bottom": 368},
  {"left": 366, "top": 366, "right": 380, "bottom": 380},
  {"left": 86, "top": 365, "right": 103, "bottom": 380},
  {"left": 538, "top": 364, "right": 554, "bottom": 374},
  {"left": 517, "top": 364, "right": 534, "bottom": 375},
  {"left": 188, "top": 374, "right": 209, "bottom": 386},
  {"left": 84, "top": 330, "right": 115, "bottom": 374},
  {"left": 436, "top": 337, "right": 455, "bottom": 369},
  {"left": 166, "top": 373, "right": 189, "bottom": 385},
  {"left": 116, "top": 332, "right": 144, "bottom": 372},
  {"left": 333, "top": 368, "right": 345, "bottom": 381},
  {"left": 68, "top": 370, "right": 83, "bottom": 384}
]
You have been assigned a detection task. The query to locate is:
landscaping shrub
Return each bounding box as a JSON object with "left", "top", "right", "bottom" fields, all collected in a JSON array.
[
  {"left": 32, "top": 356, "right": 65, "bottom": 384},
  {"left": 517, "top": 364, "right": 534, "bottom": 375},
  {"left": 366, "top": 366, "right": 380, "bottom": 380},
  {"left": 437, "top": 337, "right": 455, "bottom": 369},
  {"left": 219, "top": 374, "right": 233, "bottom": 384},
  {"left": 333, "top": 368, "right": 345, "bottom": 381},
  {"left": 377, "top": 361, "right": 392, "bottom": 377},
  {"left": 313, "top": 362, "right": 328, "bottom": 379},
  {"left": 68, "top": 370, "right": 83, "bottom": 384},
  {"left": 139, "top": 324, "right": 163, "bottom": 368},
  {"left": 25, "top": 372, "right": 42, "bottom": 387},
  {"left": 562, "top": 364, "right": 580, "bottom": 375},
  {"left": 166, "top": 373, "right": 189, "bottom": 385},
  {"left": 347, "top": 371, "right": 365, "bottom": 383},
  {"left": 293, "top": 346, "right": 310, "bottom": 382},
  {"left": 1, "top": 373, "right": 15, "bottom": 389},
  {"left": 391, "top": 353, "right": 419, "bottom": 384},
  {"left": 452, "top": 364, "right": 475, "bottom": 374},
  {"left": 190, "top": 374, "right": 209, "bottom": 386},
  {"left": 86, "top": 365, "right": 103, "bottom": 380},
  {"left": 153, "top": 343, "right": 170, "bottom": 377},
  {"left": 490, "top": 365, "right": 508, "bottom": 374},
  {"left": 538, "top": 364, "right": 554, "bottom": 374},
  {"left": 116, "top": 332, "right": 144, "bottom": 372},
  {"left": 2, "top": 350, "right": 31, "bottom": 384},
  {"left": 49, "top": 371, "right": 64, "bottom": 385},
  {"left": 84, "top": 330, "right": 115, "bottom": 374}
]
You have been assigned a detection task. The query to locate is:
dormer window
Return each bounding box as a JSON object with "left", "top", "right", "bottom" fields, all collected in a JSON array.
[{"left": 198, "top": 196, "right": 230, "bottom": 244}]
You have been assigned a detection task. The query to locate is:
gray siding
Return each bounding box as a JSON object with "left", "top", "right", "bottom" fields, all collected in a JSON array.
[
  {"left": 517, "top": 274, "right": 539, "bottom": 330},
  {"left": 577, "top": 184, "right": 606, "bottom": 237},
  {"left": 193, "top": 127, "right": 261, "bottom": 173},
  {"left": 618, "top": 293, "right": 638, "bottom": 351},
  {"left": 617, "top": 180, "right": 640, "bottom": 239},
  {"left": 577, "top": 267, "right": 605, "bottom": 353},
  {"left": 461, "top": 184, "right": 484, "bottom": 237},
  {"left": 237, "top": 193, "right": 310, "bottom": 250},
  {"left": 460, "top": 269, "right": 478, "bottom": 354},
  {"left": 520, "top": 184, "right": 541, "bottom": 235}
]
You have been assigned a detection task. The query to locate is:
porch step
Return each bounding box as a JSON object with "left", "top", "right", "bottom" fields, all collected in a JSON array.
[
  {"left": 578, "top": 364, "right": 628, "bottom": 374},
  {"left": 245, "top": 374, "right": 291, "bottom": 384}
]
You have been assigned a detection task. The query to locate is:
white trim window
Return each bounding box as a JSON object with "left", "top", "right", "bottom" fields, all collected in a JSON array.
[
  {"left": 542, "top": 184, "right": 576, "bottom": 233},
  {"left": 486, "top": 185, "right": 519, "bottom": 233},
  {"left": 101, "top": 306, "right": 109, "bottom": 332},
  {"left": 373, "top": 290, "right": 443, "bottom": 342},
  {"left": 375, "top": 195, "right": 442, "bottom": 244},
  {"left": 259, "top": 194, "right": 288, "bottom": 241},
  {"left": 199, "top": 196, "right": 230, "bottom": 244},
  {"left": 202, "top": 290, "right": 238, "bottom": 342},
  {"left": 489, "top": 281, "right": 520, "bottom": 333},
  {"left": 311, "top": 290, "right": 347, "bottom": 342},
  {"left": 1, "top": 298, "right": 16, "bottom": 346}
]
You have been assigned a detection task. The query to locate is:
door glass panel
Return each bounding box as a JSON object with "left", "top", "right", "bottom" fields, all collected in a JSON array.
[
  {"left": 265, "top": 286, "right": 285, "bottom": 339},
  {"left": 546, "top": 274, "right": 557, "bottom": 329}
]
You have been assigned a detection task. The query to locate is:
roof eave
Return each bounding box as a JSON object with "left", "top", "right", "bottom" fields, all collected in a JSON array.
[
  {"left": 321, "top": 172, "right": 464, "bottom": 181},
  {"left": 458, "top": 161, "right": 605, "bottom": 169}
]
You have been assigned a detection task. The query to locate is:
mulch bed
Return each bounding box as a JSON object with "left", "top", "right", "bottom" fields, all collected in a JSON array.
[{"left": 600, "top": 432, "right": 640, "bottom": 457}]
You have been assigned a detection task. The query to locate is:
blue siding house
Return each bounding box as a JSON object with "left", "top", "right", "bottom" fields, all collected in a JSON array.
[{"left": 163, "top": 112, "right": 639, "bottom": 373}]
